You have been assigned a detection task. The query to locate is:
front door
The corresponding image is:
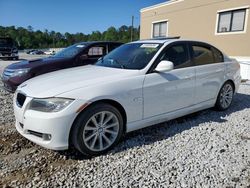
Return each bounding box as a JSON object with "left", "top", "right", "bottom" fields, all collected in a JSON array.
[{"left": 143, "top": 42, "right": 196, "bottom": 119}]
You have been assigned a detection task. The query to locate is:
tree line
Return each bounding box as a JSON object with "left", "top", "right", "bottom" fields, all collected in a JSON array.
[{"left": 0, "top": 25, "right": 140, "bottom": 49}]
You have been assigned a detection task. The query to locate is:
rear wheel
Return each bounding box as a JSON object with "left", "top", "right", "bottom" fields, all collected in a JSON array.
[
  {"left": 215, "top": 81, "right": 234, "bottom": 111},
  {"left": 70, "top": 103, "right": 124, "bottom": 156}
]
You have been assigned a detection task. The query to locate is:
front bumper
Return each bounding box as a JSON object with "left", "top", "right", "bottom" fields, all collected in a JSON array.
[
  {"left": 1, "top": 80, "right": 17, "bottom": 93},
  {"left": 1, "top": 73, "right": 31, "bottom": 93},
  {"left": 14, "top": 94, "right": 86, "bottom": 150},
  {"left": 0, "top": 52, "right": 18, "bottom": 59}
]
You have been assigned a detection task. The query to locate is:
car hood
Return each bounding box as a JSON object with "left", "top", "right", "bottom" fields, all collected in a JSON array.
[
  {"left": 17, "top": 65, "right": 139, "bottom": 98},
  {"left": 6, "top": 57, "right": 67, "bottom": 69}
]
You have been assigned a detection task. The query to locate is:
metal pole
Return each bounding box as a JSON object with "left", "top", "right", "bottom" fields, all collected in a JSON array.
[{"left": 131, "top": 16, "right": 134, "bottom": 42}]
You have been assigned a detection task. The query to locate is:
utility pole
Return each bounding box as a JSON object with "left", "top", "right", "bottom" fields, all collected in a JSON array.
[{"left": 131, "top": 16, "right": 134, "bottom": 42}]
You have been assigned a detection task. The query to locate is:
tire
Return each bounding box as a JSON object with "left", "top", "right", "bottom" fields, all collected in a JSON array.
[
  {"left": 70, "top": 103, "right": 124, "bottom": 156},
  {"left": 215, "top": 81, "right": 234, "bottom": 111}
]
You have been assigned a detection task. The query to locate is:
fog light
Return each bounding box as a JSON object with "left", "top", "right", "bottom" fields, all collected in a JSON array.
[{"left": 43, "top": 134, "right": 52, "bottom": 141}]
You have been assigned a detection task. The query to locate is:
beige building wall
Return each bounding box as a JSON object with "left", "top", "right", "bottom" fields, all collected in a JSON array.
[{"left": 140, "top": 0, "right": 250, "bottom": 57}]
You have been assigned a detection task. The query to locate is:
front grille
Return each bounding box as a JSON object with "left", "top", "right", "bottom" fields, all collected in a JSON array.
[
  {"left": 16, "top": 93, "right": 26, "bottom": 107},
  {"left": 2, "top": 69, "right": 15, "bottom": 79},
  {"left": 27, "top": 130, "right": 43, "bottom": 138}
]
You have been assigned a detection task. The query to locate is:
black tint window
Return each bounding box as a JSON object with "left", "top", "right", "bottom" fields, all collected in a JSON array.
[
  {"left": 212, "top": 47, "right": 224, "bottom": 63},
  {"left": 109, "top": 44, "right": 121, "bottom": 52},
  {"left": 192, "top": 45, "right": 214, "bottom": 65},
  {"left": 160, "top": 44, "right": 191, "bottom": 69}
]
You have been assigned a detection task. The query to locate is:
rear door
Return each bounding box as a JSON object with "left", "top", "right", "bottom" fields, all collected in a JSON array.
[{"left": 190, "top": 42, "right": 225, "bottom": 104}]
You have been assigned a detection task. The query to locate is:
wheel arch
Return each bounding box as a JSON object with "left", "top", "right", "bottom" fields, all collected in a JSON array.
[
  {"left": 224, "top": 79, "right": 235, "bottom": 93},
  {"left": 68, "top": 99, "right": 127, "bottom": 147}
]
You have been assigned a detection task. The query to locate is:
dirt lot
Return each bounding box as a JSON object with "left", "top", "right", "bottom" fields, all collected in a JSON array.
[{"left": 0, "top": 54, "right": 249, "bottom": 187}]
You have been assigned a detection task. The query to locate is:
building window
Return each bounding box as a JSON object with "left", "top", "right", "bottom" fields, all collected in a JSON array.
[
  {"left": 153, "top": 21, "right": 167, "bottom": 38},
  {"left": 217, "top": 9, "right": 246, "bottom": 33}
]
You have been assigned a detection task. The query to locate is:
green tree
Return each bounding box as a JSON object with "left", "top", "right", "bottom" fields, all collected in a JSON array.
[
  {"left": 88, "top": 31, "right": 102, "bottom": 41},
  {"left": 0, "top": 25, "right": 141, "bottom": 49},
  {"left": 104, "top": 27, "right": 118, "bottom": 41}
]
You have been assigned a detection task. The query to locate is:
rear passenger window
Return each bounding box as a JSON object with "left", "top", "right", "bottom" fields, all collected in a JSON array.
[
  {"left": 192, "top": 45, "right": 214, "bottom": 65},
  {"left": 88, "top": 46, "right": 105, "bottom": 56},
  {"left": 160, "top": 44, "right": 191, "bottom": 69},
  {"left": 212, "top": 47, "right": 224, "bottom": 63}
]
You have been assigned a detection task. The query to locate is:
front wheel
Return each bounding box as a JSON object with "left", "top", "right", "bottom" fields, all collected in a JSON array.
[
  {"left": 215, "top": 82, "right": 234, "bottom": 111},
  {"left": 70, "top": 103, "right": 124, "bottom": 156}
]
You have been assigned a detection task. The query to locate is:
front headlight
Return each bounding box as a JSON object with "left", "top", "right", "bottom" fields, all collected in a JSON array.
[
  {"left": 29, "top": 98, "right": 74, "bottom": 112},
  {"left": 12, "top": 68, "right": 30, "bottom": 77}
]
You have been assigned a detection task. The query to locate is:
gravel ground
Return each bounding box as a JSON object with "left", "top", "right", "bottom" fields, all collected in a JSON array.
[{"left": 0, "top": 56, "right": 249, "bottom": 187}]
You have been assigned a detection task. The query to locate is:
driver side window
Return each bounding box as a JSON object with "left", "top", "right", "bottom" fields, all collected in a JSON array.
[{"left": 160, "top": 43, "right": 191, "bottom": 69}]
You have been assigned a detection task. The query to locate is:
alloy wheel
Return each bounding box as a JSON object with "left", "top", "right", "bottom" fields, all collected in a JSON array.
[
  {"left": 83, "top": 111, "right": 119, "bottom": 152},
  {"left": 219, "top": 83, "right": 233, "bottom": 109}
]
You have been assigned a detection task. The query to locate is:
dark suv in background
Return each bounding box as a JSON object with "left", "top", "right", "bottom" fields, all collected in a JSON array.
[
  {"left": 1, "top": 41, "right": 123, "bottom": 92},
  {"left": 0, "top": 37, "right": 19, "bottom": 60}
]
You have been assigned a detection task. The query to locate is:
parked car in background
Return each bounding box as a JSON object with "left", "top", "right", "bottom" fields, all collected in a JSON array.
[
  {"left": 13, "top": 38, "right": 241, "bottom": 156},
  {"left": 30, "top": 50, "right": 45, "bottom": 55},
  {"left": 0, "top": 37, "right": 19, "bottom": 60},
  {"left": 26, "top": 49, "right": 36, "bottom": 54},
  {"left": 44, "top": 50, "right": 56, "bottom": 55},
  {"left": 1, "top": 41, "right": 123, "bottom": 92}
]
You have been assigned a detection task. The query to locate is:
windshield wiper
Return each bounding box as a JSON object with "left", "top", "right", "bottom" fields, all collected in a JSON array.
[{"left": 108, "top": 58, "right": 125, "bottom": 69}]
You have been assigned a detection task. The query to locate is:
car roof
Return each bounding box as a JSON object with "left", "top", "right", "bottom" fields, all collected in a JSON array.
[
  {"left": 131, "top": 38, "right": 209, "bottom": 45},
  {"left": 76, "top": 41, "right": 123, "bottom": 46}
]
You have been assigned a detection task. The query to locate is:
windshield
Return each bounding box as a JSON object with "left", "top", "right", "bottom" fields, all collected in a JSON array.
[
  {"left": 96, "top": 43, "right": 162, "bottom": 70},
  {"left": 53, "top": 43, "right": 87, "bottom": 58},
  {"left": 0, "top": 38, "right": 13, "bottom": 47}
]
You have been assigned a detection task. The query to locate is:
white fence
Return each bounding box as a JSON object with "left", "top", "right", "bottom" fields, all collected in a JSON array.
[{"left": 232, "top": 56, "right": 250, "bottom": 80}]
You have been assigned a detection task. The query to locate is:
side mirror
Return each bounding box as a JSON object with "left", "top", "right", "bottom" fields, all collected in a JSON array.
[
  {"left": 155, "top": 60, "right": 174, "bottom": 72},
  {"left": 80, "top": 54, "right": 88, "bottom": 60}
]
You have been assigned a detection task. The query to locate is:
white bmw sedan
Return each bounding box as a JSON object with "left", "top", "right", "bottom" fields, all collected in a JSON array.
[{"left": 14, "top": 39, "right": 241, "bottom": 156}]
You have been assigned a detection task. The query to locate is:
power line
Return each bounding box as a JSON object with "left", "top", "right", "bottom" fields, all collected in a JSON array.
[{"left": 131, "top": 16, "right": 134, "bottom": 42}]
